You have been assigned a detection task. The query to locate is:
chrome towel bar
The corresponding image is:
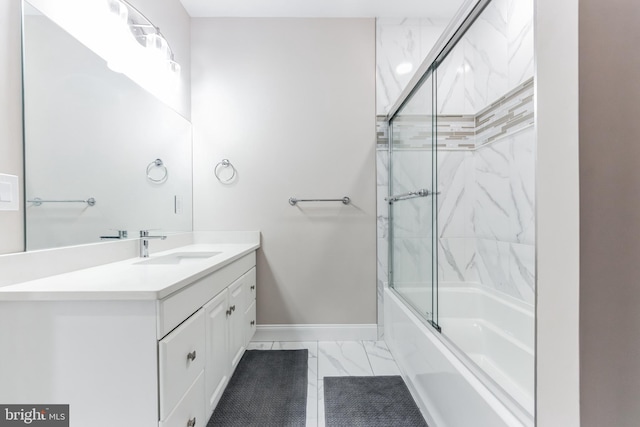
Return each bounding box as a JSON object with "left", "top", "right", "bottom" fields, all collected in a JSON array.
[
  {"left": 386, "top": 189, "right": 438, "bottom": 203},
  {"left": 28, "top": 197, "right": 96, "bottom": 207},
  {"left": 289, "top": 196, "right": 351, "bottom": 206}
]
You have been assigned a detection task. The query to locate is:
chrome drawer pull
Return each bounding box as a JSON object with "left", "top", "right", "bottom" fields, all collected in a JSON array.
[
  {"left": 187, "top": 351, "right": 197, "bottom": 362},
  {"left": 187, "top": 417, "right": 196, "bottom": 427}
]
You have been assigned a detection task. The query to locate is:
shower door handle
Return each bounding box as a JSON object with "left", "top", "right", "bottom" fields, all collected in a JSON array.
[{"left": 386, "top": 189, "right": 439, "bottom": 203}]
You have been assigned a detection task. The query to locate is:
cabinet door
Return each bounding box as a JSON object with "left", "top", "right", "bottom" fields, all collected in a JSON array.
[
  {"left": 244, "top": 267, "right": 257, "bottom": 309},
  {"left": 228, "top": 277, "right": 246, "bottom": 369},
  {"left": 204, "top": 290, "right": 229, "bottom": 416},
  {"left": 244, "top": 300, "right": 257, "bottom": 347},
  {"left": 160, "top": 372, "right": 206, "bottom": 427},
  {"left": 158, "top": 309, "right": 206, "bottom": 421}
]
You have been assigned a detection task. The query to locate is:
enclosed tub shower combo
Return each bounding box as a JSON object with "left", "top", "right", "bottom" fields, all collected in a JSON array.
[{"left": 382, "top": 1, "right": 535, "bottom": 426}]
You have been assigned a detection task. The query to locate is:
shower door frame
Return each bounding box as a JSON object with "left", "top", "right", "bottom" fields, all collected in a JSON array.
[{"left": 387, "top": 68, "right": 440, "bottom": 332}]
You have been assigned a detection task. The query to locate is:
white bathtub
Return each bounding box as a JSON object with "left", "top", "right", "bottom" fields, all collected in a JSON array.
[{"left": 385, "top": 285, "right": 534, "bottom": 427}]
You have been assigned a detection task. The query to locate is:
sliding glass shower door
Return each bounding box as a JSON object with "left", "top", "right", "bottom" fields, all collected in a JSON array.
[
  {"left": 388, "top": 72, "right": 439, "bottom": 330},
  {"left": 387, "top": 1, "right": 536, "bottom": 419}
]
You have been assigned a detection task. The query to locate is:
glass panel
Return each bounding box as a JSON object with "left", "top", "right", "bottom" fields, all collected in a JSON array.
[
  {"left": 434, "top": 0, "right": 535, "bottom": 417},
  {"left": 389, "top": 72, "right": 438, "bottom": 326}
]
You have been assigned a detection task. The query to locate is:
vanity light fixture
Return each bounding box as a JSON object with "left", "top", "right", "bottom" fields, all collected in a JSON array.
[{"left": 106, "top": 0, "right": 181, "bottom": 77}]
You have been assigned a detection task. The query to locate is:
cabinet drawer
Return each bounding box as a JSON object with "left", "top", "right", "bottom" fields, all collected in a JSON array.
[
  {"left": 160, "top": 371, "right": 206, "bottom": 427},
  {"left": 159, "top": 309, "right": 205, "bottom": 420},
  {"left": 244, "top": 267, "right": 257, "bottom": 309},
  {"left": 244, "top": 300, "right": 257, "bottom": 346}
]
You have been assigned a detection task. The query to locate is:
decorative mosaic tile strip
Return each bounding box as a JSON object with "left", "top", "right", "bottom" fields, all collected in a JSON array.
[
  {"left": 388, "top": 115, "right": 432, "bottom": 149},
  {"left": 475, "top": 78, "right": 534, "bottom": 147},
  {"left": 379, "top": 77, "right": 534, "bottom": 150},
  {"left": 436, "top": 114, "right": 475, "bottom": 148},
  {"left": 389, "top": 114, "right": 475, "bottom": 149},
  {"left": 376, "top": 116, "right": 389, "bottom": 147}
]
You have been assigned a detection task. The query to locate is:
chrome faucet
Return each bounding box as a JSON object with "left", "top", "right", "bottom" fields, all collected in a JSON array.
[
  {"left": 100, "top": 229, "right": 128, "bottom": 240},
  {"left": 139, "top": 230, "right": 167, "bottom": 258}
]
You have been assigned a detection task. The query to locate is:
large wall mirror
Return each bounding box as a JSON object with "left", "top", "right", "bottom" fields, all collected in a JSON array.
[{"left": 22, "top": 1, "right": 193, "bottom": 251}]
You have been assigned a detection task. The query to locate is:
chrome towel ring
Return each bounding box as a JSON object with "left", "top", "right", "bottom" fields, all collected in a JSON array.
[
  {"left": 214, "top": 159, "right": 237, "bottom": 184},
  {"left": 146, "top": 159, "right": 168, "bottom": 183}
]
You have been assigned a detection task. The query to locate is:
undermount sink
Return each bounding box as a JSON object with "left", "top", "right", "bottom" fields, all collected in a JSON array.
[{"left": 135, "top": 251, "right": 222, "bottom": 265}]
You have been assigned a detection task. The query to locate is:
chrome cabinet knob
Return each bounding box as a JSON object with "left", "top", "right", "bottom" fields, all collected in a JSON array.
[
  {"left": 230, "top": 305, "right": 236, "bottom": 312},
  {"left": 250, "top": 320, "right": 255, "bottom": 326},
  {"left": 187, "top": 417, "right": 196, "bottom": 427},
  {"left": 187, "top": 351, "right": 196, "bottom": 362},
  {"left": 250, "top": 285, "right": 255, "bottom": 291}
]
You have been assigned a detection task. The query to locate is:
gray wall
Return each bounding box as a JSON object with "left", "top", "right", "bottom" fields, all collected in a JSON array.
[
  {"left": 191, "top": 18, "right": 377, "bottom": 325},
  {"left": 579, "top": 1, "right": 640, "bottom": 425},
  {"left": 0, "top": 0, "right": 24, "bottom": 255}
]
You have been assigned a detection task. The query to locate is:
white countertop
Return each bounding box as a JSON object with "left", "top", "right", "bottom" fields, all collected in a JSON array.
[{"left": 0, "top": 243, "right": 259, "bottom": 301}]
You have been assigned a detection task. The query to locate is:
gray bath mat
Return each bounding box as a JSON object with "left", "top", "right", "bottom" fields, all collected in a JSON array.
[
  {"left": 208, "top": 350, "right": 308, "bottom": 426},
  {"left": 324, "top": 376, "right": 428, "bottom": 427}
]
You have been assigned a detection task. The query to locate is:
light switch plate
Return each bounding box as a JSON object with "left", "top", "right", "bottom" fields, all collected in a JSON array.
[
  {"left": 0, "top": 174, "right": 19, "bottom": 211},
  {"left": 0, "top": 182, "right": 11, "bottom": 202}
]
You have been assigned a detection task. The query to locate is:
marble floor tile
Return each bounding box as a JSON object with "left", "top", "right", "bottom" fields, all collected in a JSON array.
[
  {"left": 318, "top": 341, "right": 374, "bottom": 378},
  {"left": 246, "top": 341, "right": 273, "bottom": 350},
  {"left": 317, "top": 379, "right": 325, "bottom": 427},
  {"left": 363, "top": 340, "right": 401, "bottom": 376},
  {"left": 272, "top": 341, "right": 318, "bottom": 357},
  {"left": 247, "top": 340, "right": 400, "bottom": 427},
  {"left": 305, "top": 375, "right": 318, "bottom": 427}
]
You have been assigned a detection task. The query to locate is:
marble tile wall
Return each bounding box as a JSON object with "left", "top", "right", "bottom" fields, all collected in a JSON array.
[
  {"left": 436, "top": 0, "right": 534, "bottom": 117},
  {"left": 438, "top": 127, "right": 536, "bottom": 304},
  {"left": 376, "top": 18, "right": 449, "bottom": 116}
]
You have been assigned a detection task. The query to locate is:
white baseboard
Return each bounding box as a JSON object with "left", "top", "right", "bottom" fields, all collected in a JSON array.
[{"left": 253, "top": 324, "right": 378, "bottom": 342}]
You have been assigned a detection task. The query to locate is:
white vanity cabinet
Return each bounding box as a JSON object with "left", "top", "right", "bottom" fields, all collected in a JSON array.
[
  {"left": 0, "top": 248, "right": 258, "bottom": 427},
  {"left": 157, "top": 257, "right": 257, "bottom": 426}
]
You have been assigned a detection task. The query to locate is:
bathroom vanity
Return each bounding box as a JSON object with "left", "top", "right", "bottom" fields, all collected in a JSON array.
[{"left": 0, "top": 239, "right": 259, "bottom": 427}]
